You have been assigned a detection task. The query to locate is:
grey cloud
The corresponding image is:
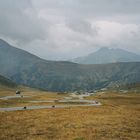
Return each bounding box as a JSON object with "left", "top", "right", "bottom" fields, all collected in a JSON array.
[
  {"left": 0, "top": 0, "right": 47, "bottom": 44},
  {"left": 33, "top": 0, "right": 140, "bottom": 22},
  {"left": 65, "top": 18, "right": 98, "bottom": 36},
  {"left": 0, "top": 0, "right": 140, "bottom": 60}
]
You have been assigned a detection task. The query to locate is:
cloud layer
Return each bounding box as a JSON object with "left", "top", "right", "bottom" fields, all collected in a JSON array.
[{"left": 0, "top": 0, "right": 140, "bottom": 60}]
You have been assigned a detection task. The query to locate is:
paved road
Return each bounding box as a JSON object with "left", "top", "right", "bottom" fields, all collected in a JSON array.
[
  {"left": 0, "top": 103, "right": 101, "bottom": 112},
  {"left": 0, "top": 95, "right": 29, "bottom": 100},
  {"left": 0, "top": 100, "right": 101, "bottom": 112},
  {"left": 0, "top": 95, "right": 101, "bottom": 112},
  {"left": 29, "top": 99, "right": 97, "bottom": 103}
]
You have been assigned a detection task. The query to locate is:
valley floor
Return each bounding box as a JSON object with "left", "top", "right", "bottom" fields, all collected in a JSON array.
[{"left": 0, "top": 87, "right": 140, "bottom": 140}]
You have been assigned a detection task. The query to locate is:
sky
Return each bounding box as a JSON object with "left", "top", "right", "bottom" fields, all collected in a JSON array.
[{"left": 0, "top": 0, "right": 140, "bottom": 60}]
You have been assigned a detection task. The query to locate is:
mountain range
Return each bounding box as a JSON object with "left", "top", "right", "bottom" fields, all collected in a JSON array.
[
  {"left": 0, "top": 39, "right": 140, "bottom": 91},
  {"left": 72, "top": 47, "right": 140, "bottom": 64}
]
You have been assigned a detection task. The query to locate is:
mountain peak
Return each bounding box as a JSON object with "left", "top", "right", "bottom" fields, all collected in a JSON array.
[
  {"left": 98, "top": 47, "right": 125, "bottom": 52},
  {"left": 72, "top": 47, "right": 140, "bottom": 64},
  {"left": 98, "top": 47, "right": 109, "bottom": 51}
]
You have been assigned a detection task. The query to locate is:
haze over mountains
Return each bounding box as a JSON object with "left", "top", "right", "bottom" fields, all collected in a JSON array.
[
  {"left": 72, "top": 47, "right": 140, "bottom": 64},
  {"left": 0, "top": 39, "right": 140, "bottom": 91}
]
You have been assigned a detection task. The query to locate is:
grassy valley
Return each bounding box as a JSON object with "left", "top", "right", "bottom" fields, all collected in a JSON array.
[{"left": 0, "top": 86, "right": 140, "bottom": 140}]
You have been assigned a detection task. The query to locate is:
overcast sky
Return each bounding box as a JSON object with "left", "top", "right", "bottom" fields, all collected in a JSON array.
[{"left": 0, "top": 0, "right": 140, "bottom": 60}]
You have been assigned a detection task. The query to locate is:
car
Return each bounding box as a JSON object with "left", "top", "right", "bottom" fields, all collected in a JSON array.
[
  {"left": 23, "top": 106, "right": 27, "bottom": 109},
  {"left": 52, "top": 105, "right": 55, "bottom": 108}
]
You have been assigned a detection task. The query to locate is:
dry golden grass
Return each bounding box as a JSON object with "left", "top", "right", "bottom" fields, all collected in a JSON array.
[
  {"left": 0, "top": 88, "right": 140, "bottom": 140},
  {"left": 0, "top": 87, "right": 70, "bottom": 107},
  {"left": 0, "top": 87, "right": 16, "bottom": 97}
]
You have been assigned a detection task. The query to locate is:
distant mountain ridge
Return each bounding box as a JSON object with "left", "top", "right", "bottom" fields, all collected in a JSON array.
[
  {"left": 72, "top": 47, "right": 140, "bottom": 64},
  {"left": 0, "top": 39, "right": 140, "bottom": 91}
]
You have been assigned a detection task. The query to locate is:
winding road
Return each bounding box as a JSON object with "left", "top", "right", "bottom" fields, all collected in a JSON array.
[{"left": 0, "top": 96, "right": 101, "bottom": 112}]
